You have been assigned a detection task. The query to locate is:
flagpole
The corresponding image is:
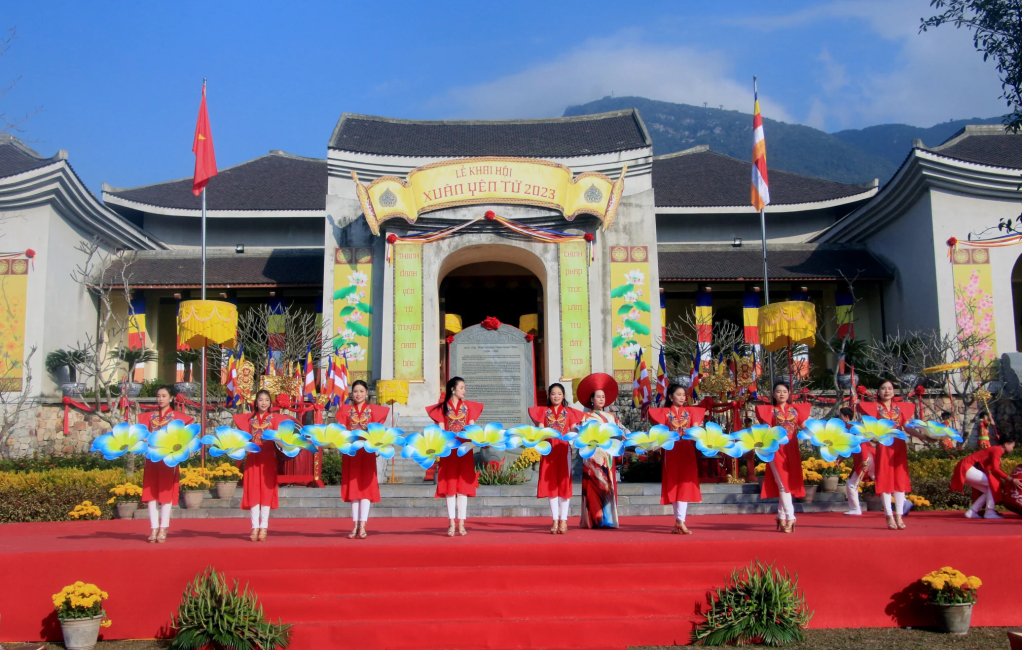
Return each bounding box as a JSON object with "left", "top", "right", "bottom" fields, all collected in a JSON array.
[
  {"left": 754, "top": 75, "right": 775, "bottom": 388},
  {"left": 200, "top": 79, "right": 208, "bottom": 466}
]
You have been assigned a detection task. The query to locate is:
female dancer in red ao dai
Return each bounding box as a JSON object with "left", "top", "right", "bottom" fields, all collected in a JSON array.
[
  {"left": 336, "top": 380, "right": 390, "bottom": 538},
  {"left": 756, "top": 382, "right": 811, "bottom": 534},
  {"left": 951, "top": 437, "right": 1019, "bottom": 519},
  {"left": 529, "top": 383, "right": 584, "bottom": 534},
  {"left": 648, "top": 384, "right": 705, "bottom": 535},
  {"left": 139, "top": 385, "right": 194, "bottom": 544},
  {"left": 856, "top": 379, "right": 929, "bottom": 530},
  {"left": 426, "top": 376, "right": 484, "bottom": 537},
  {"left": 233, "top": 389, "right": 293, "bottom": 542}
]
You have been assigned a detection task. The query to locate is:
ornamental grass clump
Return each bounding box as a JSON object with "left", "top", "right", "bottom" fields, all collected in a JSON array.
[
  {"left": 691, "top": 560, "right": 812, "bottom": 647},
  {"left": 170, "top": 566, "right": 291, "bottom": 650},
  {"left": 922, "top": 566, "right": 982, "bottom": 605}
]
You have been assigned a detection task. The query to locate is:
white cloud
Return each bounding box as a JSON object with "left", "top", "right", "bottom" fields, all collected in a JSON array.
[
  {"left": 747, "top": 0, "right": 1006, "bottom": 129},
  {"left": 426, "top": 33, "right": 795, "bottom": 123}
]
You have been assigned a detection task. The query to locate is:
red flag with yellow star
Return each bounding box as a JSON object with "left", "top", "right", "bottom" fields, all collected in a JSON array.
[{"left": 192, "top": 81, "right": 217, "bottom": 195}]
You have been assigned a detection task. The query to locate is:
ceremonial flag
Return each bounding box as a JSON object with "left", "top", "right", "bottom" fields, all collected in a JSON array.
[
  {"left": 695, "top": 290, "right": 712, "bottom": 369},
  {"left": 742, "top": 291, "right": 761, "bottom": 345},
  {"left": 235, "top": 347, "right": 245, "bottom": 407},
  {"left": 751, "top": 86, "right": 770, "bottom": 210},
  {"left": 191, "top": 81, "right": 217, "bottom": 195},
  {"left": 267, "top": 347, "right": 276, "bottom": 377},
  {"left": 303, "top": 345, "right": 317, "bottom": 401},
  {"left": 836, "top": 292, "right": 855, "bottom": 340},
  {"left": 224, "top": 350, "right": 236, "bottom": 407},
  {"left": 655, "top": 346, "right": 668, "bottom": 406},
  {"left": 127, "top": 296, "right": 147, "bottom": 349},
  {"left": 689, "top": 353, "right": 701, "bottom": 402},
  {"left": 333, "top": 352, "right": 349, "bottom": 406},
  {"left": 632, "top": 349, "right": 652, "bottom": 412}
]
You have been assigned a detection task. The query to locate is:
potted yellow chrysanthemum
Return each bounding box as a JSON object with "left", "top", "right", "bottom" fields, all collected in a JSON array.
[
  {"left": 208, "top": 462, "right": 243, "bottom": 499},
  {"left": 106, "top": 483, "right": 143, "bottom": 519},
  {"left": 179, "top": 468, "right": 212, "bottom": 509},
  {"left": 922, "top": 566, "right": 982, "bottom": 634},
  {"left": 53, "top": 581, "right": 112, "bottom": 650}
]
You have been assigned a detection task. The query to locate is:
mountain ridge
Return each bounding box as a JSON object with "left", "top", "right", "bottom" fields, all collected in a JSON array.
[{"left": 563, "top": 96, "right": 1003, "bottom": 184}]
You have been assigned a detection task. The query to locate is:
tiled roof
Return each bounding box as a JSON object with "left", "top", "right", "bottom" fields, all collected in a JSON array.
[
  {"left": 328, "top": 110, "right": 651, "bottom": 157},
  {"left": 658, "top": 245, "right": 892, "bottom": 281},
  {"left": 103, "top": 152, "right": 326, "bottom": 211},
  {"left": 653, "top": 148, "right": 875, "bottom": 208},
  {"left": 0, "top": 135, "right": 60, "bottom": 179},
  {"left": 928, "top": 125, "right": 1022, "bottom": 169},
  {"left": 103, "top": 249, "right": 323, "bottom": 287}
]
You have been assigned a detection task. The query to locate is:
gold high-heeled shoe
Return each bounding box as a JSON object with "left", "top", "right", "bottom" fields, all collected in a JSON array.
[
  {"left": 447, "top": 519, "right": 456, "bottom": 537},
  {"left": 156, "top": 528, "right": 168, "bottom": 544},
  {"left": 257, "top": 528, "right": 268, "bottom": 542},
  {"left": 250, "top": 528, "right": 260, "bottom": 542},
  {"left": 894, "top": 514, "right": 906, "bottom": 530},
  {"left": 148, "top": 528, "right": 159, "bottom": 544},
  {"left": 776, "top": 516, "right": 785, "bottom": 532},
  {"left": 357, "top": 523, "right": 367, "bottom": 539},
  {"left": 886, "top": 516, "right": 898, "bottom": 530},
  {"left": 458, "top": 519, "right": 467, "bottom": 536},
  {"left": 558, "top": 520, "right": 568, "bottom": 535},
  {"left": 551, "top": 521, "right": 559, "bottom": 535},
  {"left": 348, "top": 524, "right": 359, "bottom": 539}
]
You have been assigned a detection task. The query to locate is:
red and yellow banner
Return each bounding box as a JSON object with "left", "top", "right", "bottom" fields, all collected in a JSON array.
[
  {"left": 559, "top": 241, "right": 590, "bottom": 380},
  {"left": 393, "top": 242, "right": 424, "bottom": 381}
]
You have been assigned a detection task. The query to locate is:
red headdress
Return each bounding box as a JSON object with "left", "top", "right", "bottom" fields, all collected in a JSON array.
[{"left": 575, "top": 372, "right": 618, "bottom": 409}]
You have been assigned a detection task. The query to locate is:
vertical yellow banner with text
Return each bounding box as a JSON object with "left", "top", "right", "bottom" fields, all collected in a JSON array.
[
  {"left": 0, "top": 258, "right": 29, "bottom": 391},
  {"left": 559, "top": 241, "right": 590, "bottom": 380},
  {"left": 610, "top": 246, "right": 652, "bottom": 383},
  {"left": 333, "top": 247, "right": 373, "bottom": 382},
  {"left": 951, "top": 247, "right": 997, "bottom": 367},
  {"left": 393, "top": 242, "right": 424, "bottom": 380}
]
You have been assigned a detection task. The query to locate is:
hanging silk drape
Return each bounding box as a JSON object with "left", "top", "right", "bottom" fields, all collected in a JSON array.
[
  {"left": 177, "top": 300, "right": 238, "bottom": 349},
  {"left": 695, "top": 290, "right": 712, "bottom": 369},
  {"left": 758, "top": 301, "right": 816, "bottom": 352}
]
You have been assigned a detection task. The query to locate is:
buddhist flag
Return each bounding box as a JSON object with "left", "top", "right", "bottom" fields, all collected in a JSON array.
[
  {"left": 127, "top": 296, "right": 147, "bottom": 349},
  {"left": 655, "top": 346, "right": 668, "bottom": 407},
  {"left": 742, "top": 292, "right": 761, "bottom": 345},
  {"left": 303, "top": 345, "right": 317, "bottom": 401},
  {"left": 836, "top": 292, "right": 855, "bottom": 340},
  {"left": 224, "top": 350, "right": 237, "bottom": 407},
  {"left": 751, "top": 85, "right": 770, "bottom": 211},
  {"left": 632, "top": 349, "right": 651, "bottom": 412},
  {"left": 332, "top": 351, "right": 349, "bottom": 406},
  {"left": 695, "top": 290, "right": 712, "bottom": 368},
  {"left": 192, "top": 81, "right": 217, "bottom": 195}
]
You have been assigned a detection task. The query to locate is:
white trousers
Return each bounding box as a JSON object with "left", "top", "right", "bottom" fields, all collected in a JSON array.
[
  {"left": 249, "top": 505, "right": 271, "bottom": 529},
  {"left": 351, "top": 499, "right": 371, "bottom": 522},
  {"left": 548, "top": 497, "right": 570, "bottom": 521},
  {"left": 768, "top": 459, "right": 796, "bottom": 520},
  {"left": 672, "top": 501, "right": 689, "bottom": 522},
  {"left": 881, "top": 491, "right": 906, "bottom": 517},
  {"left": 965, "top": 467, "right": 994, "bottom": 514},
  {"left": 446, "top": 494, "right": 468, "bottom": 520},
  {"left": 147, "top": 501, "right": 172, "bottom": 529},
  {"left": 845, "top": 465, "right": 875, "bottom": 513}
]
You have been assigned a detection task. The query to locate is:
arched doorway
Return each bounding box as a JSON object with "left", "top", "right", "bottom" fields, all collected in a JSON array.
[
  {"left": 438, "top": 245, "right": 547, "bottom": 402},
  {"left": 1012, "top": 252, "right": 1022, "bottom": 351}
]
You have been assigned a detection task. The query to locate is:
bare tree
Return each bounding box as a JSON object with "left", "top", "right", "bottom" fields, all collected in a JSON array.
[
  {"left": 661, "top": 307, "right": 749, "bottom": 379},
  {"left": 0, "top": 344, "right": 35, "bottom": 459},
  {"left": 230, "top": 303, "right": 332, "bottom": 383},
  {"left": 0, "top": 28, "right": 42, "bottom": 135}
]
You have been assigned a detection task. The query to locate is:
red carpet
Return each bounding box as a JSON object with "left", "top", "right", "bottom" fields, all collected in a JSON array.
[{"left": 2, "top": 512, "right": 1020, "bottom": 649}]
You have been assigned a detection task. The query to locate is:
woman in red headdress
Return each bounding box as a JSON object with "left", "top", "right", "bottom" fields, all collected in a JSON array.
[
  {"left": 575, "top": 373, "right": 624, "bottom": 530},
  {"left": 426, "top": 376, "right": 484, "bottom": 537},
  {"left": 336, "top": 379, "right": 390, "bottom": 538},
  {"left": 529, "top": 382, "right": 584, "bottom": 534},
  {"left": 755, "top": 381, "right": 811, "bottom": 533},
  {"left": 856, "top": 379, "right": 932, "bottom": 529},
  {"left": 233, "top": 389, "right": 294, "bottom": 542},
  {"left": 648, "top": 383, "right": 705, "bottom": 535},
  {"left": 139, "top": 385, "right": 195, "bottom": 544}
]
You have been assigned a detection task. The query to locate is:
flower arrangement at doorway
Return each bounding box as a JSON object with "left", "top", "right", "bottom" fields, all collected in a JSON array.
[
  {"left": 690, "top": 560, "right": 812, "bottom": 646},
  {"left": 610, "top": 268, "right": 651, "bottom": 360}
]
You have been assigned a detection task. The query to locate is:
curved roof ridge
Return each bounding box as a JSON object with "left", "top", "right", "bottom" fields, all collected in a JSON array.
[
  {"left": 333, "top": 108, "right": 641, "bottom": 128},
  {"left": 103, "top": 149, "right": 324, "bottom": 194}
]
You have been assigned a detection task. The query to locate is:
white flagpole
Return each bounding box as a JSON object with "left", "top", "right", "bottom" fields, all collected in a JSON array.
[
  {"left": 200, "top": 79, "right": 208, "bottom": 458},
  {"left": 755, "top": 76, "right": 774, "bottom": 388}
]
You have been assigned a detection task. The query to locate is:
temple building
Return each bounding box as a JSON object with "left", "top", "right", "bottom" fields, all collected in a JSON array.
[{"left": 0, "top": 112, "right": 1019, "bottom": 422}]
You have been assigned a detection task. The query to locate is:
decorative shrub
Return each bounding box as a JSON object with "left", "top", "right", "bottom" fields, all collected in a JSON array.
[
  {"left": 107, "top": 483, "right": 143, "bottom": 504},
  {"left": 170, "top": 566, "right": 292, "bottom": 650},
  {"left": 691, "top": 560, "right": 813, "bottom": 646},
  {"left": 207, "top": 462, "right": 242, "bottom": 482},
  {"left": 909, "top": 477, "right": 974, "bottom": 510},
  {"left": 68, "top": 500, "right": 103, "bottom": 519},
  {"left": 53, "top": 581, "right": 111, "bottom": 626},
  {"left": 921, "top": 566, "right": 982, "bottom": 605},
  {"left": 0, "top": 468, "right": 134, "bottom": 523},
  {"left": 476, "top": 459, "right": 526, "bottom": 486},
  {"left": 321, "top": 451, "right": 342, "bottom": 485}
]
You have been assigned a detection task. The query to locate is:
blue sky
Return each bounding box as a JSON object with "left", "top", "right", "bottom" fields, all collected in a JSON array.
[{"left": 1, "top": 0, "right": 1006, "bottom": 194}]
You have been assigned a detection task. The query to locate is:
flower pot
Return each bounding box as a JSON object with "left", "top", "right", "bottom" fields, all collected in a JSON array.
[
  {"left": 60, "top": 614, "right": 104, "bottom": 650},
  {"left": 864, "top": 494, "right": 884, "bottom": 513},
  {"left": 115, "top": 501, "right": 138, "bottom": 519},
  {"left": 174, "top": 381, "right": 198, "bottom": 397},
  {"left": 801, "top": 485, "right": 817, "bottom": 503},
  {"left": 126, "top": 382, "right": 143, "bottom": 397},
  {"left": 836, "top": 373, "right": 859, "bottom": 390},
  {"left": 61, "top": 382, "right": 87, "bottom": 397},
  {"left": 820, "top": 475, "right": 840, "bottom": 493},
  {"left": 182, "top": 490, "right": 205, "bottom": 509},
  {"left": 757, "top": 476, "right": 765, "bottom": 486},
  {"left": 929, "top": 602, "right": 974, "bottom": 635},
  {"left": 215, "top": 481, "right": 238, "bottom": 499}
]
